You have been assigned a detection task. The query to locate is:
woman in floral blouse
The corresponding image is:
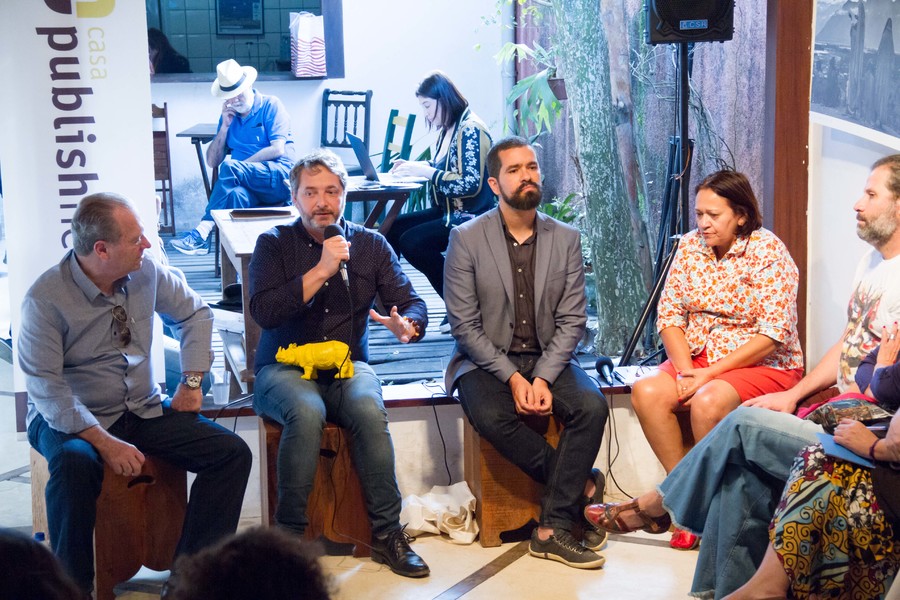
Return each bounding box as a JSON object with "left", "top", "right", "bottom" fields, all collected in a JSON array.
[
  {"left": 631, "top": 170, "right": 804, "bottom": 549},
  {"left": 387, "top": 71, "right": 494, "bottom": 332}
]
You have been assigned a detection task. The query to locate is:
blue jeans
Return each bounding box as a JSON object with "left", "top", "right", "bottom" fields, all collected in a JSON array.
[
  {"left": 202, "top": 157, "right": 292, "bottom": 221},
  {"left": 457, "top": 358, "right": 608, "bottom": 531},
  {"left": 657, "top": 406, "right": 822, "bottom": 599},
  {"left": 253, "top": 361, "right": 402, "bottom": 537},
  {"left": 28, "top": 405, "right": 252, "bottom": 593}
]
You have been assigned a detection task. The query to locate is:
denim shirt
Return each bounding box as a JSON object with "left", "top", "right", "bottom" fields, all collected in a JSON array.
[{"left": 20, "top": 251, "right": 213, "bottom": 433}]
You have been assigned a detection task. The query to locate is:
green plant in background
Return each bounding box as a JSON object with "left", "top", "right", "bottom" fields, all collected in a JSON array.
[
  {"left": 538, "top": 192, "right": 597, "bottom": 314},
  {"left": 537, "top": 192, "right": 579, "bottom": 224},
  {"left": 495, "top": 41, "right": 564, "bottom": 140}
]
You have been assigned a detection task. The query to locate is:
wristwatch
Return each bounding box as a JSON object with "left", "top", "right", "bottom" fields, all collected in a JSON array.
[{"left": 180, "top": 373, "right": 203, "bottom": 390}]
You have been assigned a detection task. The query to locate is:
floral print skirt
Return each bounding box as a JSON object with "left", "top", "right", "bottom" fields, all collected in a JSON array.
[{"left": 771, "top": 443, "right": 899, "bottom": 599}]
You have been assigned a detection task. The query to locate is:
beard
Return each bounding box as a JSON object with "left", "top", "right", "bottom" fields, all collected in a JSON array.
[
  {"left": 500, "top": 181, "right": 543, "bottom": 211},
  {"left": 300, "top": 208, "right": 341, "bottom": 234},
  {"left": 857, "top": 209, "right": 899, "bottom": 246}
]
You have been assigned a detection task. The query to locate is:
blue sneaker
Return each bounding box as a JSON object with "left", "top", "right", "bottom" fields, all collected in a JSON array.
[{"left": 170, "top": 230, "right": 210, "bottom": 255}]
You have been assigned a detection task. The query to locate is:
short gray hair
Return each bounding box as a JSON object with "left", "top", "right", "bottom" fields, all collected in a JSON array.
[
  {"left": 71, "top": 192, "right": 134, "bottom": 256},
  {"left": 289, "top": 149, "right": 348, "bottom": 196}
]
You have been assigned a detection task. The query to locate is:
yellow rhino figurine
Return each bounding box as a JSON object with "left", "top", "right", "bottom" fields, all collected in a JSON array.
[{"left": 275, "top": 341, "right": 354, "bottom": 380}]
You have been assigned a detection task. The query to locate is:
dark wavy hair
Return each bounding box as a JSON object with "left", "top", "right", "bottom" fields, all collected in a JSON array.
[
  {"left": 0, "top": 529, "right": 83, "bottom": 600},
  {"left": 166, "top": 527, "right": 333, "bottom": 600},
  {"left": 415, "top": 71, "right": 468, "bottom": 131},
  {"left": 289, "top": 148, "right": 349, "bottom": 197},
  {"left": 695, "top": 170, "right": 762, "bottom": 237}
]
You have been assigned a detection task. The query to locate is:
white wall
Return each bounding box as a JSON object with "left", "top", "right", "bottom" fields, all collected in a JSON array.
[
  {"left": 152, "top": 0, "right": 507, "bottom": 232},
  {"left": 806, "top": 121, "right": 900, "bottom": 366}
]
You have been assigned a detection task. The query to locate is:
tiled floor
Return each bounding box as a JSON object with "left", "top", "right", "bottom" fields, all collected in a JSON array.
[{"left": 112, "top": 532, "right": 699, "bottom": 600}]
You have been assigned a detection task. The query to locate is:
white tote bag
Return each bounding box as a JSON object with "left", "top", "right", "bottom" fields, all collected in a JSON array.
[{"left": 290, "top": 12, "right": 326, "bottom": 78}]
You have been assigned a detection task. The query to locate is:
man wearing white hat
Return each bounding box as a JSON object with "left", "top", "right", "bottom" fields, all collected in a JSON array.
[{"left": 172, "top": 59, "right": 296, "bottom": 255}]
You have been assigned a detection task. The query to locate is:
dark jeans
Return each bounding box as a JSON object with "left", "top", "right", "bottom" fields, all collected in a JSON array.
[
  {"left": 28, "top": 406, "right": 252, "bottom": 593},
  {"left": 457, "top": 357, "right": 608, "bottom": 531},
  {"left": 384, "top": 206, "right": 449, "bottom": 298}
]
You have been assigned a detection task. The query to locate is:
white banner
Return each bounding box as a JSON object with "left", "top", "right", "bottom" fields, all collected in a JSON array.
[{"left": 0, "top": 1, "right": 156, "bottom": 426}]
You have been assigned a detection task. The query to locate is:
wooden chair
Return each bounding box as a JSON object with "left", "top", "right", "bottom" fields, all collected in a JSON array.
[
  {"left": 320, "top": 89, "right": 372, "bottom": 176},
  {"left": 259, "top": 417, "right": 372, "bottom": 557},
  {"left": 152, "top": 103, "right": 176, "bottom": 235},
  {"left": 379, "top": 110, "right": 416, "bottom": 172},
  {"left": 464, "top": 415, "right": 561, "bottom": 547},
  {"left": 31, "top": 449, "right": 187, "bottom": 600}
]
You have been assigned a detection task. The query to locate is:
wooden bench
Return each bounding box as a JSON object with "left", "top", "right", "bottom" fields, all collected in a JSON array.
[
  {"left": 256, "top": 383, "right": 455, "bottom": 557},
  {"left": 464, "top": 381, "right": 630, "bottom": 547},
  {"left": 207, "top": 378, "right": 630, "bottom": 550},
  {"left": 31, "top": 449, "right": 186, "bottom": 600}
]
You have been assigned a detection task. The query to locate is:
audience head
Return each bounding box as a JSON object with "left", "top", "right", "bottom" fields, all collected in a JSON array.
[
  {"left": 486, "top": 136, "right": 542, "bottom": 211},
  {"left": 855, "top": 154, "right": 900, "bottom": 247},
  {"left": 147, "top": 28, "right": 190, "bottom": 74},
  {"left": 416, "top": 71, "right": 468, "bottom": 131},
  {"left": 0, "top": 529, "right": 84, "bottom": 600},
  {"left": 71, "top": 192, "right": 135, "bottom": 257},
  {"left": 166, "top": 527, "right": 333, "bottom": 600},
  {"left": 290, "top": 149, "right": 348, "bottom": 238},
  {"left": 211, "top": 59, "right": 257, "bottom": 100},
  {"left": 694, "top": 170, "right": 762, "bottom": 238}
]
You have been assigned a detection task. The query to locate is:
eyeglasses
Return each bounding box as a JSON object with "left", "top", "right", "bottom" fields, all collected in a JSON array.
[{"left": 111, "top": 305, "right": 132, "bottom": 347}]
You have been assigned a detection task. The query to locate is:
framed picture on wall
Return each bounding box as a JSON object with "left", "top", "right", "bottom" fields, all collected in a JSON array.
[
  {"left": 217, "top": 0, "right": 264, "bottom": 35},
  {"left": 810, "top": 0, "right": 900, "bottom": 141}
]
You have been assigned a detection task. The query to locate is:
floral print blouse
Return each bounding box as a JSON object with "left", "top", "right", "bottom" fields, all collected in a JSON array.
[{"left": 657, "top": 228, "right": 803, "bottom": 371}]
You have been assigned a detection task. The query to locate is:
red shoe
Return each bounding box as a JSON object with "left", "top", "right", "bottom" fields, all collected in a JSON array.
[{"left": 669, "top": 528, "right": 699, "bottom": 550}]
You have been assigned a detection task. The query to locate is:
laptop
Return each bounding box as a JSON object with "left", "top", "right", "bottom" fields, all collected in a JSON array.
[{"left": 346, "top": 133, "right": 428, "bottom": 185}]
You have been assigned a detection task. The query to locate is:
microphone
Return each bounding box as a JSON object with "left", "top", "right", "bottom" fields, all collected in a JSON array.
[
  {"left": 595, "top": 355, "right": 614, "bottom": 386},
  {"left": 323, "top": 224, "right": 349, "bottom": 289}
]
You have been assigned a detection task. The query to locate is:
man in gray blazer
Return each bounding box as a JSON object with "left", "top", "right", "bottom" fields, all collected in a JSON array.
[{"left": 443, "top": 136, "right": 609, "bottom": 569}]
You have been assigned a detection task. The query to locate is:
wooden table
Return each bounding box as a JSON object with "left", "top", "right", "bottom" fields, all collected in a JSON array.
[
  {"left": 345, "top": 176, "right": 421, "bottom": 233},
  {"left": 212, "top": 208, "right": 296, "bottom": 390},
  {"left": 175, "top": 123, "right": 217, "bottom": 199}
]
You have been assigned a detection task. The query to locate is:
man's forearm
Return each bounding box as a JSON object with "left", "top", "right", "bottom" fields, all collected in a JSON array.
[
  {"left": 206, "top": 128, "right": 229, "bottom": 168},
  {"left": 791, "top": 339, "right": 843, "bottom": 401}
]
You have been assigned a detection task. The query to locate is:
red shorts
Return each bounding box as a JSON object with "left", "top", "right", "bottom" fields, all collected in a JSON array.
[{"left": 657, "top": 349, "right": 803, "bottom": 402}]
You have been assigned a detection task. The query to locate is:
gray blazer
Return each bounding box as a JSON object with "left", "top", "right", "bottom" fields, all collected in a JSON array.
[{"left": 443, "top": 208, "right": 587, "bottom": 394}]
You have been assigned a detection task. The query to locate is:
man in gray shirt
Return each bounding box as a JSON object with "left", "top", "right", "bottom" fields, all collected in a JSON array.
[{"left": 20, "top": 192, "right": 251, "bottom": 595}]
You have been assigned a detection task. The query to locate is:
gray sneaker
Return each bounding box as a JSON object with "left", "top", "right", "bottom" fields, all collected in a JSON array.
[
  {"left": 529, "top": 529, "right": 605, "bottom": 569},
  {"left": 581, "top": 468, "right": 608, "bottom": 550},
  {"left": 581, "top": 527, "right": 608, "bottom": 551},
  {"left": 170, "top": 230, "right": 210, "bottom": 255}
]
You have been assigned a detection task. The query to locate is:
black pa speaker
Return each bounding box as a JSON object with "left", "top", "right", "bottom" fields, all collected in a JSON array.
[{"left": 645, "top": 0, "right": 735, "bottom": 45}]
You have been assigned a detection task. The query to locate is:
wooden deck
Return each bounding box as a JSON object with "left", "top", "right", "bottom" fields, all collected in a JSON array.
[
  {"left": 164, "top": 234, "right": 603, "bottom": 388},
  {"left": 163, "top": 235, "right": 455, "bottom": 386}
]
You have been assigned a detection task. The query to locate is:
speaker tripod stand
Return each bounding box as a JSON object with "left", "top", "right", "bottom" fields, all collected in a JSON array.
[{"left": 619, "top": 41, "right": 695, "bottom": 367}]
